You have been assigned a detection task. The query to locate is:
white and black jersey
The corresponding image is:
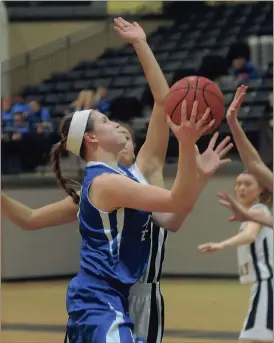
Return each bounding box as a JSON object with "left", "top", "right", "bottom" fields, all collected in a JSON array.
[
  {"left": 238, "top": 202, "right": 273, "bottom": 341},
  {"left": 237, "top": 203, "right": 273, "bottom": 284},
  {"left": 129, "top": 163, "right": 168, "bottom": 343}
]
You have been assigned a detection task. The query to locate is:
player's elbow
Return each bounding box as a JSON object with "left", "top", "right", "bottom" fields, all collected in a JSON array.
[
  {"left": 154, "top": 93, "right": 169, "bottom": 106},
  {"left": 244, "top": 232, "right": 257, "bottom": 244},
  {"left": 20, "top": 214, "right": 43, "bottom": 231},
  {"left": 20, "top": 220, "right": 40, "bottom": 231},
  {"left": 248, "top": 160, "right": 263, "bottom": 174},
  {"left": 166, "top": 223, "right": 182, "bottom": 233}
]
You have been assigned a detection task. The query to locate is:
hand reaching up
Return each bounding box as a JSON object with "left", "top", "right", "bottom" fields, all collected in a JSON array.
[
  {"left": 196, "top": 132, "right": 233, "bottom": 179},
  {"left": 113, "top": 17, "right": 146, "bottom": 44},
  {"left": 166, "top": 100, "right": 215, "bottom": 147},
  {"left": 226, "top": 85, "right": 248, "bottom": 125}
]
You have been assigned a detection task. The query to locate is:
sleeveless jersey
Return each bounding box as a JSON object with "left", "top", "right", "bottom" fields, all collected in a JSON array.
[
  {"left": 129, "top": 163, "right": 168, "bottom": 284},
  {"left": 78, "top": 161, "right": 152, "bottom": 288},
  {"left": 237, "top": 202, "right": 273, "bottom": 284}
]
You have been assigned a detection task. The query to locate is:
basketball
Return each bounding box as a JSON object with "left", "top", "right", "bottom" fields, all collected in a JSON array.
[{"left": 165, "top": 76, "right": 225, "bottom": 134}]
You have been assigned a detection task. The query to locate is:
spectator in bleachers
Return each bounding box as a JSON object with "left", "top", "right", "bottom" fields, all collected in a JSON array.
[
  {"left": 7, "top": 111, "right": 30, "bottom": 138},
  {"left": 67, "top": 89, "right": 94, "bottom": 114},
  {"left": 93, "top": 86, "right": 111, "bottom": 114},
  {"left": 232, "top": 55, "right": 259, "bottom": 81},
  {"left": 28, "top": 100, "right": 52, "bottom": 134},
  {"left": 229, "top": 42, "right": 259, "bottom": 81},
  {"left": 1, "top": 109, "right": 30, "bottom": 174},
  {"left": 12, "top": 95, "right": 31, "bottom": 113},
  {"left": 1, "top": 96, "right": 14, "bottom": 127}
]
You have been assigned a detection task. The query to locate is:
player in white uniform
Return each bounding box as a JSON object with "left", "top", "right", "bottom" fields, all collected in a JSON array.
[
  {"left": 199, "top": 170, "right": 273, "bottom": 342},
  {"left": 217, "top": 85, "right": 273, "bottom": 227}
]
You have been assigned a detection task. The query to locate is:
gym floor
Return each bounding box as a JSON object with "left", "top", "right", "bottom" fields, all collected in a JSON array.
[{"left": 2, "top": 278, "right": 249, "bottom": 343}]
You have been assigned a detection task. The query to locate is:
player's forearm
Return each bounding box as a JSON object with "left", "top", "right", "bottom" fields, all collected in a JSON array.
[
  {"left": 221, "top": 231, "right": 255, "bottom": 248},
  {"left": 171, "top": 143, "right": 198, "bottom": 208},
  {"left": 132, "top": 40, "right": 169, "bottom": 104},
  {"left": 161, "top": 174, "right": 208, "bottom": 231},
  {"left": 228, "top": 118, "right": 263, "bottom": 170},
  {"left": 133, "top": 38, "right": 170, "bottom": 173},
  {"left": 2, "top": 193, "right": 33, "bottom": 230}
]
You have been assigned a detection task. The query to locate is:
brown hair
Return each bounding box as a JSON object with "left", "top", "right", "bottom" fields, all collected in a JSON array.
[
  {"left": 260, "top": 189, "right": 273, "bottom": 207},
  {"left": 115, "top": 120, "right": 135, "bottom": 142},
  {"left": 51, "top": 112, "right": 94, "bottom": 204}
]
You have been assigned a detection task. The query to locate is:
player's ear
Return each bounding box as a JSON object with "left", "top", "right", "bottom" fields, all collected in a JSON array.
[{"left": 84, "top": 132, "right": 98, "bottom": 144}]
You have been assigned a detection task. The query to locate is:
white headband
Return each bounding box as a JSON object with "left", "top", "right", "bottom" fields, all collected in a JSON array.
[{"left": 66, "top": 110, "right": 91, "bottom": 156}]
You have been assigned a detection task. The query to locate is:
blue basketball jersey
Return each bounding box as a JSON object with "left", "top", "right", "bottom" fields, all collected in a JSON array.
[{"left": 78, "top": 161, "right": 152, "bottom": 289}]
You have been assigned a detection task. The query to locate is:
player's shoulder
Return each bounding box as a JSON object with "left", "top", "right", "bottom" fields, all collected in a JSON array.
[{"left": 249, "top": 202, "right": 271, "bottom": 216}]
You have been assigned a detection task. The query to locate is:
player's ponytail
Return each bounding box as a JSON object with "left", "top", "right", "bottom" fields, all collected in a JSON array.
[
  {"left": 51, "top": 110, "right": 94, "bottom": 204},
  {"left": 51, "top": 139, "right": 81, "bottom": 205}
]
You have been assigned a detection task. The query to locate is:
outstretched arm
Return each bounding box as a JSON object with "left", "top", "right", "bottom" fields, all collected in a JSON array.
[
  {"left": 198, "top": 218, "right": 262, "bottom": 253},
  {"left": 227, "top": 86, "right": 273, "bottom": 192},
  {"left": 1, "top": 192, "right": 78, "bottom": 230},
  {"left": 114, "top": 18, "right": 169, "bottom": 181},
  {"left": 218, "top": 191, "right": 273, "bottom": 227}
]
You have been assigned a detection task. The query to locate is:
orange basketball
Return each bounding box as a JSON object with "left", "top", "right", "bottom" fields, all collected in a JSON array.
[{"left": 165, "top": 76, "right": 225, "bottom": 134}]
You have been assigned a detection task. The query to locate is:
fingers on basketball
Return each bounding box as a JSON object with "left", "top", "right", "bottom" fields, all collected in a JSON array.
[
  {"left": 189, "top": 101, "right": 198, "bottom": 124},
  {"left": 196, "top": 108, "right": 212, "bottom": 132},
  {"left": 180, "top": 100, "right": 188, "bottom": 123}
]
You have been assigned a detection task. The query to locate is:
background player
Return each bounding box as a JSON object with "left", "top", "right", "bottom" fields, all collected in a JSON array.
[
  {"left": 198, "top": 170, "right": 273, "bottom": 343},
  {"left": 226, "top": 85, "right": 273, "bottom": 192},
  {"left": 217, "top": 85, "right": 273, "bottom": 227}
]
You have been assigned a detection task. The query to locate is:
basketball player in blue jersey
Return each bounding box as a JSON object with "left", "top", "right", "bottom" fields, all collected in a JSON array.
[
  {"left": 48, "top": 93, "right": 217, "bottom": 343},
  {"left": 2, "top": 17, "right": 235, "bottom": 343}
]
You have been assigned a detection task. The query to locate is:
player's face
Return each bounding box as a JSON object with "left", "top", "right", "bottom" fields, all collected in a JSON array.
[
  {"left": 234, "top": 173, "right": 263, "bottom": 207},
  {"left": 117, "top": 126, "right": 135, "bottom": 168},
  {"left": 88, "top": 111, "right": 126, "bottom": 154}
]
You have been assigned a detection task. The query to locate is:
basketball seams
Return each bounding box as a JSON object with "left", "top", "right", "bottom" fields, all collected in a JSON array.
[
  {"left": 167, "top": 86, "right": 224, "bottom": 106},
  {"left": 170, "top": 80, "right": 190, "bottom": 122},
  {"left": 166, "top": 78, "right": 225, "bottom": 131},
  {"left": 193, "top": 76, "right": 199, "bottom": 103},
  {"left": 202, "top": 84, "right": 214, "bottom": 123}
]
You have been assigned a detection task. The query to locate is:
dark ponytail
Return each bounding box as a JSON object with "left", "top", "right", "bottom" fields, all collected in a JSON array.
[
  {"left": 51, "top": 139, "right": 81, "bottom": 205},
  {"left": 51, "top": 111, "right": 94, "bottom": 204}
]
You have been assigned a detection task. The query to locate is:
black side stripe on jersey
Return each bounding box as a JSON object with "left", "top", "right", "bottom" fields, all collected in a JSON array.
[
  {"left": 250, "top": 242, "right": 261, "bottom": 281},
  {"left": 64, "top": 330, "right": 68, "bottom": 343},
  {"left": 157, "top": 230, "right": 168, "bottom": 282},
  {"left": 263, "top": 238, "right": 273, "bottom": 278},
  {"left": 263, "top": 238, "right": 273, "bottom": 330},
  {"left": 147, "top": 283, "right": 158, "bottom": 343},
  {"left": 245, "top": 282, "right": 261, "bottom": 330},
  {"left": 245, "top": 243, "right": 261, "bottom": 330},
  {"left": 160, "top": 289, "right": 165, "bottom": 341},
  {"left": 147, "top": 225, "right": 161, "bottom": 283},
  {"left": 267, "top": 278, "right": 273, "bottom": 330}
]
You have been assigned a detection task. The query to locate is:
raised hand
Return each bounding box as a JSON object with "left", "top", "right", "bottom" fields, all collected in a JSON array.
[
  {"left": 166, "top": 100, "right": 215, "bottom": 146},
  {"left": 196, "top": 132, "right": 233, "bottom": 179},
  {"left": 226, "top": 85, "right": 248, "bottom": 124},
  {"left": 113, "top": 17, "right": 146, "bottom": 44},
  {"left": 197, "top": 242, "right": 224, "bottom": 253},
  {"left": 217, "top": 191, "right": 251, "bottom": 222}
]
